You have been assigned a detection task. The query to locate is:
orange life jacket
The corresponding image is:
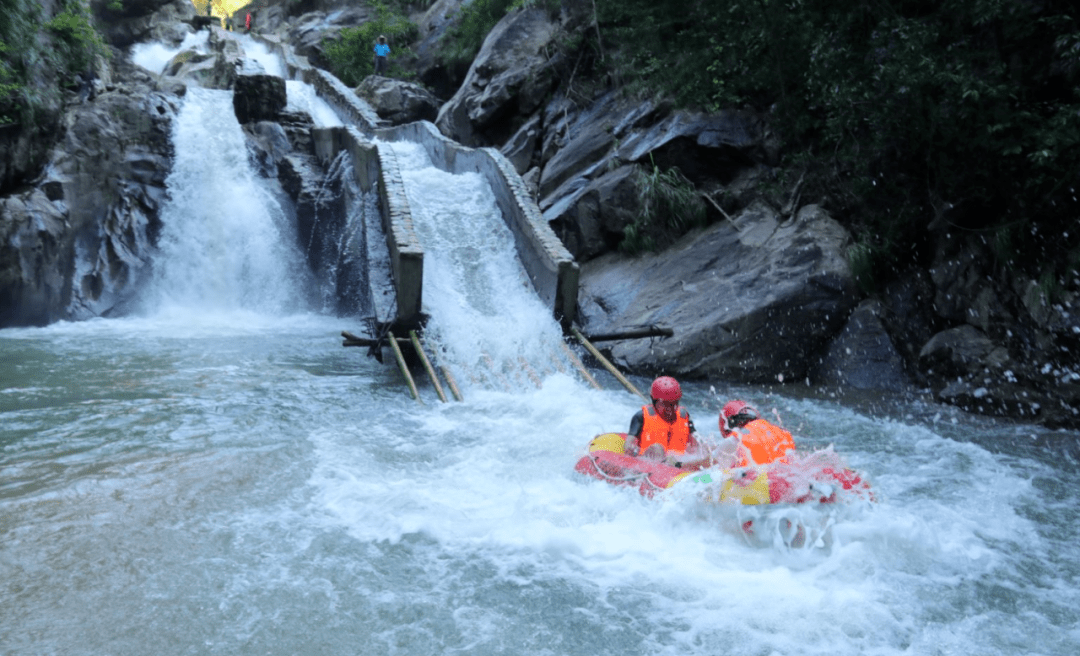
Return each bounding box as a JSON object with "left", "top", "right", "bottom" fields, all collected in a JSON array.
[
  {"left": 732, "top": 419, "right": 795, "bottom": 467},
  {"left": 638, "top": 405, "right": 692, "bottom": 455}
]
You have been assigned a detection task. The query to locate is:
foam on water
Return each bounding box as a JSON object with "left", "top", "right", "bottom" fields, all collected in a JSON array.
[
  {"left": 285, "top": 80, "right": 344, "bottom": 127},
  {"left": 235, "top": 33, "right": 285, "bottom": 77},
  {"left": 130, "top": 31, "right": 210, "bottom": 75},
  {"left": 304, "top": 377, "right": 1079, "bottom": 655}
]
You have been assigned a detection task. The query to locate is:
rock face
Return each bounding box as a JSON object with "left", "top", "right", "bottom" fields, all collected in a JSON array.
[
  {"left": 0, "top": 190, "right": 72, "bottom": 325},
  {"left": 435, "top": 8, "right": 559, "bottom": 146},
  {"left": 579, "top": 203, "right": 858, "bottom": 383},
  {"left": 282, "top": 7, "right": 373, "bottom": 69},
  {"left": 813, "top": 299, "right": 911, "bottom": 392},
  {"left": 1, "top": 76, "right": 178, "bottom": 325}
]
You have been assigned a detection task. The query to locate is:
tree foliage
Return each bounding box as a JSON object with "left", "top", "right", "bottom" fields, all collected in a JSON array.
[{"left": 592, "top": 0, "right": 1080, "bottom": 285}]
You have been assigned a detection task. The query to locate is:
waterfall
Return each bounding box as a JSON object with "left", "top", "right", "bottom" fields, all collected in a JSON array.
[
  {"left": 382, "top": 139, "right": 576, "bottom": 391},
  {"left": 138, "top": 87, "right": 310, "bottom": 318}
]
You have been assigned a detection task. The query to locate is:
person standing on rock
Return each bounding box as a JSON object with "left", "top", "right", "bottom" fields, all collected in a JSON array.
[
  {"left": 245, "top": 12, "right": 252, "bottom": 33},
  {"left": 373, "top": 35, "right": 391, "bottom": 76}
]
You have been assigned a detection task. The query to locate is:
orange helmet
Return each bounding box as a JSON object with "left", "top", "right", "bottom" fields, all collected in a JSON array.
[
  {"left": 650, "top": 376, "right": 682, "bottom": 402},
  {"left": 720, "top": 400, "right": 759, "bottom": 436}
]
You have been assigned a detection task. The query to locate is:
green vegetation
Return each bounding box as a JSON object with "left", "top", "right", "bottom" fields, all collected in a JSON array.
[
  {"left": 438, "top": 0, "right": 518, "bottom": 67},
  {"left": 1, "top": 0, "right": 109, "bottom": 128},
  {"left": 323, "top": 1, "right": 418, "bottom": 86},
  {"left": 45, "top": 7, "right": 109, "bottom": 81},
  {"left": 622, "top": 156, "right": 707, "bottom": 254},
  {"left": 588, "top": 0, "right": 1080, "bottom": 288},
  {"left": 0, "top": 41, "right": 18, "bottom": 125}
]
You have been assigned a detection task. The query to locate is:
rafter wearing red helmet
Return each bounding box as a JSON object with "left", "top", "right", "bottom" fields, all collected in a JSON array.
[
  {"left": 625, "top": 376, "right": 706, "bottom": 468},
  {"left": 720, "top": 400, "right": 795, "bottom": 467}
]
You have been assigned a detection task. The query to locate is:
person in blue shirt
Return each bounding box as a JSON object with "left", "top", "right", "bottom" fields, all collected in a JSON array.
[{"left": 374, "top": 35, "right": 391, "bottom": 76}]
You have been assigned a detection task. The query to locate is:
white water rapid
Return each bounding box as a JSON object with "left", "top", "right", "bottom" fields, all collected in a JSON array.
[{"left": 2, "top": 34, "right": 1079, "bottom": 656}]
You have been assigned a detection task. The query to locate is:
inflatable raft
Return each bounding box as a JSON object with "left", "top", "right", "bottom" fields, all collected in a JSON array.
[{"left": 574, "top": 432, "right": 874, "bottom": 506}]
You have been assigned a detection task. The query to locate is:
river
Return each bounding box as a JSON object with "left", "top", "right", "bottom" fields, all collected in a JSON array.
[{"left": 2, "top": 34, "right": 1079, "bottom": 656}]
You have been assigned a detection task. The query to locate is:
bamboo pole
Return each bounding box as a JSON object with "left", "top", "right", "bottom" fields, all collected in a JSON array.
[
  {"left": 518, "top": 357, "right": 543, "bottom": 389},
  {"left": 387, "top": 332, "right": 422, "bottom": 403},
  {"left": 410, "top": 331, "right": 448, "bottom": 403},
  {"left": 571, "top": 326, "right": 647, "bottom": 401},
  {"left": 481, "top": 352, "right": 513, "bottom": 392},
  {"left": 440, "top": 364, "right": 464, "bottom": 402},
  {"left": 558, "top": 339, "right": 602, "bottom": 390}
]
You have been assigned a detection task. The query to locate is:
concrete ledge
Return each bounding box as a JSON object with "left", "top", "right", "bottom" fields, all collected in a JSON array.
[
  {"left": 312, "top": 126, "right": 424, "bottom": 328},
  {"left": 377, "top": 121, "right": 579, "bottom": 327},
  {"left": 302, "top": 69, "right": 382, "bottom": 134}
]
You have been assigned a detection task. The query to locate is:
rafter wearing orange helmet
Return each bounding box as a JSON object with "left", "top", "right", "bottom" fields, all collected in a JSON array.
[
  {"left": 720, "top": 400, "right": 795, "bottom": 467},
  {"left": 625, "top": 376, "right": 706, "bottom": 467}
]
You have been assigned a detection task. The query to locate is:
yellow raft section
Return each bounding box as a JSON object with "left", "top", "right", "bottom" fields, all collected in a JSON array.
[{"left": 587, "top": 433, "right": 771, "bottom": 505}]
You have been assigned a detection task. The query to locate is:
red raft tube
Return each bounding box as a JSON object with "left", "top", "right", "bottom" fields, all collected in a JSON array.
[{"left": 574, "top": 433, "right": 875, "bottom": 506}]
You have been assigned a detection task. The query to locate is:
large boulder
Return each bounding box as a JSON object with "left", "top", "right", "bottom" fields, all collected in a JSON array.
[
  {"left": 355, "top": 77, "right": 440, "bottom": 125},
  {"left": 413, "top": 0, "right": 471, "bottom": 99},
  {"left": 813, "top": 299, "right": 912, "bottom": 391},
  {"left": 435, "top": 8, "right": 559, "bottom": 146},
  {"left": 233, "top": 74, "right": 286, "bottom": 123},
  {"left": 578, "top": 203, "right": 859, "bottom": 382},
  {"left": 549, "top": 164, "right": 640, "bottom": 261},
  {"left": 533, "top": 91, "right": 767, "bottom": 262}
]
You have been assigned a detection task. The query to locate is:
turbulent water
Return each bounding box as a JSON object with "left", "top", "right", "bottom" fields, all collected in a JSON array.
[{"left": 3, "top": 36, "right": 1080, "bottom": 656}]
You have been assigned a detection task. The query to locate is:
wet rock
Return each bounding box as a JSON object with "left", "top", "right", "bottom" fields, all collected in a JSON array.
[
  {"left": 0, "top": 189, "right": 72, "bottom": 325},
  {"left": 814, "top": 299, "right": 912, "bottom": 391},
  {"left": 578, "top": 203, "right": 858, "bottom": 382},
  {"left": 233, "top": 74, "right": 286, "bottom": 124},
  {"left": 0, "top": 83, "right": 178, "bottom": 326},
  {"left": 918, "top": 325, "right": 1006, "bottom": 379}
]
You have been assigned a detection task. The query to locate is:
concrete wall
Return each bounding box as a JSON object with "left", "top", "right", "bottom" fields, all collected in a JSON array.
[
  {"left": 377, "top": 121, "right": 579, "bottom": 328},
  {"left": 252, "top": 33, "right": 578, "bottom": 328}
]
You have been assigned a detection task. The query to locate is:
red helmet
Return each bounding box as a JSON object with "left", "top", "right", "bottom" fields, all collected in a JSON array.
[
  {"left": 650, "top": 376, "right": 682, "bottom": 402},
  {"left": 720, "top": 400, "right": 759, "bottom": 435}
]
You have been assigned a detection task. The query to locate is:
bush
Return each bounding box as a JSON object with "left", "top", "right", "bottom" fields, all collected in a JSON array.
[
  {"left": 323, "top": 1, "right": 417, "bottom": 86},
  {"left": 45, "top": 8, "right": 108, "bottom": 80}
]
